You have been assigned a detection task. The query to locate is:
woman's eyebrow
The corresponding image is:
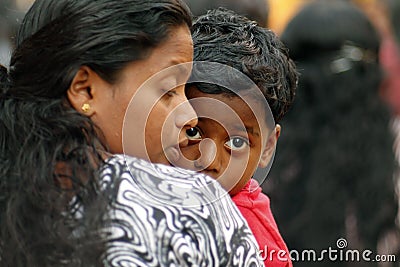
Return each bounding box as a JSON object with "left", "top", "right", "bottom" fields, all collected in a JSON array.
[{"left": 167, "top": 59, "right": 192, "bottom": 74}]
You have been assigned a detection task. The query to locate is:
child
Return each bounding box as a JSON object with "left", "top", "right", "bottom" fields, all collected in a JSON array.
[{"left": 176, "top": 8, "right": 298, "bottom": 267}]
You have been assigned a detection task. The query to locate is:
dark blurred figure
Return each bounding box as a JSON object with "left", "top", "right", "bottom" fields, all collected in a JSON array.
[
  {"left": 356, "top": 0, "right": 400, "bottom": 117},
  {"left": 264, "top": 0, "right": 400, "bottom": 266},
  {"left": 386, "top": 0, "right": 400, "bottom": 46},
  {"left": 183, "top": 0, "right": 269, "bottom": 27},
  {"left": 0, "top": 0, "right": 29, "bottom": 66},
  {"left": 0, "top": 0, "right": 13, "bottom": 66}
]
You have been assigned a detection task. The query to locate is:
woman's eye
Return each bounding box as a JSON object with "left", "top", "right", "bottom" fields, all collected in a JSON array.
[
  {"left": 163, "top": 89, "right": 177, "bottom": 97},
  {"left": 186, "top": 127, "right": 202, "bottom": 140},
  {"left": 225, "top": 137, "right": 249, "bottom": 151}
]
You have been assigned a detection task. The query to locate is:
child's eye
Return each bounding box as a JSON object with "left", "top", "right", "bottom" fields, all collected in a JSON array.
[
  {"left": 186, "top": 127, "right": 202, "bottom": 140},
  {"left": 225, "top": 137, "right": 249, "bottom": 151}
]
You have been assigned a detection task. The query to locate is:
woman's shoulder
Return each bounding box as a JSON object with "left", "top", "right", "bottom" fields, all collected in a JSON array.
[
  {"left": 99, "top": 154, "right": 263, "bottom": 266},
  {"left": 100, "top": 154, "right": 224, "bottom": 201}
]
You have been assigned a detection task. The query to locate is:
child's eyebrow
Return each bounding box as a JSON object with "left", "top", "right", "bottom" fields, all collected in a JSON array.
[{"left": 232, "top": 125, "right": 260, "bottom": 137}]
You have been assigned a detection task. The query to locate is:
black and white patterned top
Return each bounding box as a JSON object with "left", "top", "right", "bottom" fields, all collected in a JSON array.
[{"left": 99, "top": 155, "right": 263, "bottom": 267}]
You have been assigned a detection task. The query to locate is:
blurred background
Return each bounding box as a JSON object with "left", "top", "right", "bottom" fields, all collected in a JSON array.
[{"left": 1, "top": 0, "right": 400, "bottom": 266}]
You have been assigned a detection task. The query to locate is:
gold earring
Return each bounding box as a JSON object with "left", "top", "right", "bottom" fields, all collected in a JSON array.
[{"left": 81, "top": 103, "right": 91, "bottom": 113}]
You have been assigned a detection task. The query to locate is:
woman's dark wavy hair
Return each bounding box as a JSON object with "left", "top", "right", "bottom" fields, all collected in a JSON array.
[
  {"left": 266, "top": 1, "right": 399, "bottom": 265},
  {"left": 0, "top": 0, "right": 191, "bottom": 266},
  {"left": 189, "top": 8, "right": 298, "bottom": 124}
]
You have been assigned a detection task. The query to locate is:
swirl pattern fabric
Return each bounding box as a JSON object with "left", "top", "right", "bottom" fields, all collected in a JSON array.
[{"left": 100, "top": 155, "right": 263, "bottom": 267}]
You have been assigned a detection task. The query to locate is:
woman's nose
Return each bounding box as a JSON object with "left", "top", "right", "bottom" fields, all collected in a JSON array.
[
  {"left": 194, "top": 138, "right": 219, "bottom": 172},
  {"left": 175, "top": 99, "right": 198, "bottom": 129}
]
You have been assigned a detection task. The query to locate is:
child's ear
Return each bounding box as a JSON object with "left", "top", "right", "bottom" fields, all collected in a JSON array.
[
  {"left": 258, "top": 124, "right": 281, "bottom": 168},
  {"left": 67, "top": 66, "right": 98, "bottom": 116}
]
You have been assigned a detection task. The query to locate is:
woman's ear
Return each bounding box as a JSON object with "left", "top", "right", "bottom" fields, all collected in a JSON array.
[
  {"left": 258, "top": 124, "right": 281, "bottom": 168},
  {"left": 67, "top": 66, "right": 96, "bottom": 116}
]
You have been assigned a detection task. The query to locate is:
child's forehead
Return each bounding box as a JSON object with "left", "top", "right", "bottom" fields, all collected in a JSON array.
[
  {"left": 187, "top": 88, "right": 272, "bottom": 133},
  {"left": 187, "top": 85, "right": 256, "bottom": 104}
]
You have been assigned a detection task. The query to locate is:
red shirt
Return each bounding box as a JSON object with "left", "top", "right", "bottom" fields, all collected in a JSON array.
[
  {"left": 380, "top": 34, "right": 400, "bottom": 115},
  {"left": 232, "top": 179, "right": 292, "bottom": 267}
]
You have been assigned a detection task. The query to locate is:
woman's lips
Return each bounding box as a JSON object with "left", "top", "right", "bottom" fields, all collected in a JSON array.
[
  {"left": 165, "top": 146, "right": 180, "bottom": 164},
  {"left": 164, "top": 138, "right": 188, "bottom": 164}
]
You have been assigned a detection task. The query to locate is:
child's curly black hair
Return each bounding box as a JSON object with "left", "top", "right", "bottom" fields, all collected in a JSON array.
[{"left": 189, "top": 7, "right": 298, "bottom": 124}]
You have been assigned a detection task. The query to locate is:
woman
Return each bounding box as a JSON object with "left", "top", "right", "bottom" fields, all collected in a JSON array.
[{"left": 0, "top": 0, "right": 262, "bottom": 266}]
